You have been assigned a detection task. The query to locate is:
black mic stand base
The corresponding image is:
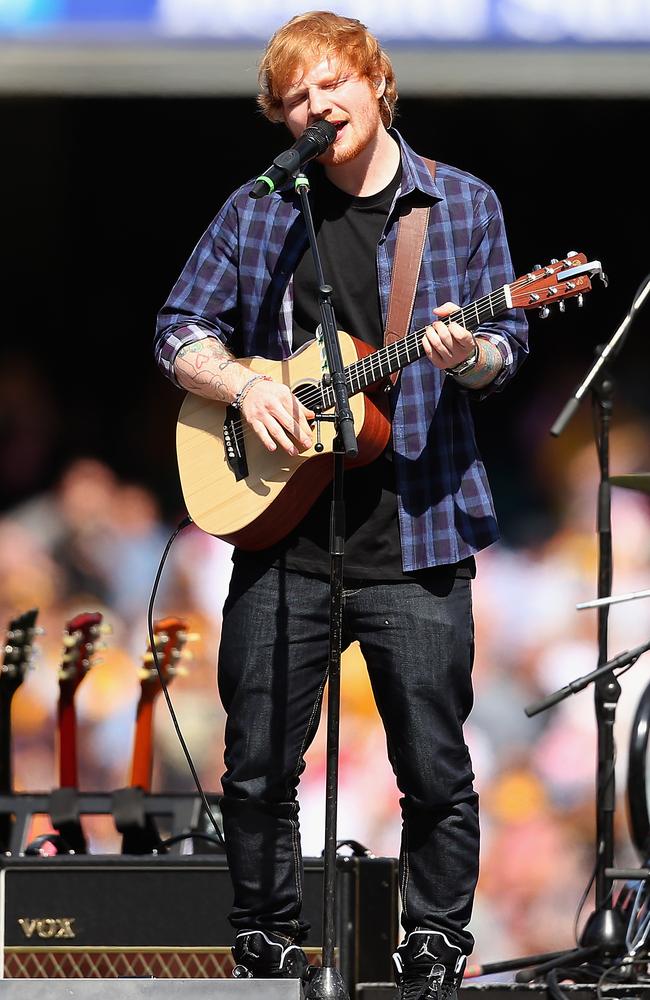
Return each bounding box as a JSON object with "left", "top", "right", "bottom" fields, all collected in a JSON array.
[
  {"left": 482, "top": 926, "right": 624, "bottom": 984},
  {"left": 304, "top": 967, "right": 351, "bottom": 999},
  {"left": 579, "top": 905, "right": 626, "bottom": 952}
]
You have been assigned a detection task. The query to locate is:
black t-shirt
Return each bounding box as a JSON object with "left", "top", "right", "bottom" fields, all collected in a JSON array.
[{"left": 233, "top": 164, "right": 475, "bottom": 584}]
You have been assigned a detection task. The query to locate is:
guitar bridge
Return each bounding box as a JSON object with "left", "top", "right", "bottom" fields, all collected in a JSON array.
[{"left": 223, "top": 407, "right": 248, "bottom": 481}]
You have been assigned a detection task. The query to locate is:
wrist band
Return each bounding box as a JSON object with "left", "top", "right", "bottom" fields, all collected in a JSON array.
[
  {"left": 232, "top": 374, "right": 272, "bottom": 410},
  {"left": 445, "top": 338, "right": 479, "bottom": 377}
]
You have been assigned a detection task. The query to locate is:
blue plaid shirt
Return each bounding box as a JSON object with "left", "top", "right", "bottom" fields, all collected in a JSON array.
[{"left": 155, "top": 132, "right": 528, "bottom": 571}]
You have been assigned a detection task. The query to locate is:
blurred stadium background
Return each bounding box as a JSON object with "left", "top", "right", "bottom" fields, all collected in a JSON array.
[{"left": 1, "top": 0, "right": 650, "bottom": 967}]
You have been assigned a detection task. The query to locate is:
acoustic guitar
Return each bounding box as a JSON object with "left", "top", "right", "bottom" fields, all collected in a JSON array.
[{"left": 176, "top": 253, "right": 604, "bottom": 549}]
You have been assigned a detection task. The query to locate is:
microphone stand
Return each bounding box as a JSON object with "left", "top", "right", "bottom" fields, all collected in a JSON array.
[
  {"left": 546, "top": 276, "right": 650, "bottom": 961},
  {"left": 294, "top": 172, "right": 357, "bottom": 1000},
  {"left": 474, "top": 275, "right": 650, "bottom": 984}
]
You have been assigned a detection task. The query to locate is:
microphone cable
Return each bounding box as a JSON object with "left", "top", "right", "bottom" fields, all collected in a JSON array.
[{"left": 146, "top": 513, "right": 225, "bottom": 849}]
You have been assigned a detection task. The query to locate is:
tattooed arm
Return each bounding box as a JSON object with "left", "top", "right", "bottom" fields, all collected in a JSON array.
[
  {"left": 174, "top": 337, "right": 248, "bottom": 403},
  {"left": 174, "top": 338, "right": 314, "bottom": 456},
  {"left": 421, "top": 302, "right": 504, "bottom": 390}
]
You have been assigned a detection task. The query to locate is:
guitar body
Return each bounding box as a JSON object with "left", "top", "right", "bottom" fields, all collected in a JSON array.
[{"left": 176, "top": 333, "right": 391, "bottom": 549}]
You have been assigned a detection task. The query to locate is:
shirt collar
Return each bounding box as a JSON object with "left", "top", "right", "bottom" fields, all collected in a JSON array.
[{"left": 391, "top": 129, "right": 444, "bottom": 204}]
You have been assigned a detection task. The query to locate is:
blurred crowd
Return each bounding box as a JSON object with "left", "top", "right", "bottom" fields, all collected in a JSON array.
[{"left": 2, "top": 402, "right": 650, "bottom": 966}]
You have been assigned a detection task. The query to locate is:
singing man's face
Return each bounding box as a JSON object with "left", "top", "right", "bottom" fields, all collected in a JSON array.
[{"left": 280, "top": 56, "right": 385, "bottom": 167}]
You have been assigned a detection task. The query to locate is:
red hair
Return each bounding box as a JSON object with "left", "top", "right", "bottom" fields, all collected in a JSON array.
[{"left": 257, "top": 11, "right": 397, "bottom": 127}]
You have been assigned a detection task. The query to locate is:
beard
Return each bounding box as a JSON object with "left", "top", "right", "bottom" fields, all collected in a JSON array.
[{"left": 322, "top": 97, "right": 383, "bottom": 167}]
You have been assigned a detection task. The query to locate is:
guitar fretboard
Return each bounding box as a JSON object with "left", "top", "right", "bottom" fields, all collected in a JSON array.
[{"left": 295, "top": 285, "right": 509, "bottom": 411}]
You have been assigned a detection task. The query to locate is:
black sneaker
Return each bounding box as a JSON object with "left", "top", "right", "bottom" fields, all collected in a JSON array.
[
  {"left": 232, "top": 929, "right": 309, "bottom": 980},
  {"left": 392, "top": 929, "right": 467, "bottom": 1000}
]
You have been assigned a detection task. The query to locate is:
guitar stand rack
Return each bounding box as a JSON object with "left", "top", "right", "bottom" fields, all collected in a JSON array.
[
  {"left": 0, "top": 791, "right": 223, "bottom": 856},
  {"left": 48, "top": 787, "right": 88, "bottom": 855},
  {"left": 112, "top": 787, "right": 165, "bottom": 855}
]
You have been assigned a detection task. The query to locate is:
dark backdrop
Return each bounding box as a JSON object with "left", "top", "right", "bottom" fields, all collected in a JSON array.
[{"left": 2, "top": 95, "right": 647, "bottom": 543}]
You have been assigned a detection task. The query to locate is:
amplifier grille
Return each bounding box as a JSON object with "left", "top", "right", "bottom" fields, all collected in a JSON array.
[{"left": 3, "top": 947, "right": 324, "bottom": 979}]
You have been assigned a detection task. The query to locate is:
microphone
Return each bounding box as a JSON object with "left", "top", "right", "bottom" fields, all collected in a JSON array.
[{"left": 249, "top": 120, "right": 337, "bottom": 199}]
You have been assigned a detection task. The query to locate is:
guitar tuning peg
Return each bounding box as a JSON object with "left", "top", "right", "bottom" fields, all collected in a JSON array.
[
  {"left": 600, "top": 271, "right": 609, "bottom": 287},
  {"left": 62, "top": 635, "right": 78, "bottom": 649},
  {"left": 180, "top": 649, "right": 194, "bottom": 661},
  {"left": 533, "top": 264, "right": 542, "bottom": 271},
  {"left": 138, "top": 667, "right": 155, "bottom": 681},
  {"left": 178, "top": 631, "right": 201, "bottom": 644},
  {"left": 98, "top": 624, "right": 113, "bottom": 636},
  {"left": 175, "top": 666, "right": 190, "bottom": 677},
  {"left": 577, "top": 294, "right": 584, "bottom": 308},
  {"left": 567, "top": 250, "right": 578, "bottom": 257},
  {"left": 558, "top": 300, "right": 565, "bottom": 312},
  {"left": 538, "top": 305, "right": 551, "bottom": 319},
  {"left": 550, "top": 258, "right": 559, "bottom": 264}
]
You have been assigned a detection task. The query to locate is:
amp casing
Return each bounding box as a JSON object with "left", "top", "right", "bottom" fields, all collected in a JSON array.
[{"left": 0, "top": 853, "right": 398, "bottom": 990}]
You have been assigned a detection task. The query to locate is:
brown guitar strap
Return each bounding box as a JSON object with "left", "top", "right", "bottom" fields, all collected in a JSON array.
[{"left": 384, "top": 156, "right": 436, "bottom": 386}]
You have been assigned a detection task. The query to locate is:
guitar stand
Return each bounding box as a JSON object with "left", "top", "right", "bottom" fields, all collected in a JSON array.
[
  {"left": 112, "top": 786, "right": 167, "bottom": 854},
  {"left": 49, "top": 786, "right": 88, "bottom": 854},
  {"left": 0, "top": 791, "right": 209, "bottom": 856}
]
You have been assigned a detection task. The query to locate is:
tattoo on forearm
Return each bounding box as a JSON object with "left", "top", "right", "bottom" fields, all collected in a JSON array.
[
  {"left": 176, "top": 339, "right": 239, "bottom": 401},
  {"left": 451, "top": 340, "right": 504, "bottom": 389}
]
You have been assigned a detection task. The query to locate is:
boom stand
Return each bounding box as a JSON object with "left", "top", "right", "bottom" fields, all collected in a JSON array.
[
  {"left": 518, "top": 357, "right": 627, "bottom": 980},
  {"left": 477, "top": 293, "right": 650, "bottom": 982},
  {"left": 295, "top": 172, "right": 357, "bottom": 1000}
]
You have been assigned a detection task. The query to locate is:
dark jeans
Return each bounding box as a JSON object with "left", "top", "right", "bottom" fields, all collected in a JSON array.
[{"left": 217, "top": 560, "right": 479, "bottom": 955}]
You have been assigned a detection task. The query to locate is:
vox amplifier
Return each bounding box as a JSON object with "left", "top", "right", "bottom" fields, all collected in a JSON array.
[{"left": 0, "top": 854, "right": 398, "bottom": 990}]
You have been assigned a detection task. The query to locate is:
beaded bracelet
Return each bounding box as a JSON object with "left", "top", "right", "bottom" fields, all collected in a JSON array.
[{"left": 232, "top": 373, "right": 272, "bottom": 411}]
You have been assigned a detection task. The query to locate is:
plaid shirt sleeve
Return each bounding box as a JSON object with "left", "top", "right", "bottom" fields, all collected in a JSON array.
[
  {"left": 465, "top": 184, "right": 528, "bottom": 395},
  {"left": 154, "top": 193, "right": 240, "bottom": 386}
]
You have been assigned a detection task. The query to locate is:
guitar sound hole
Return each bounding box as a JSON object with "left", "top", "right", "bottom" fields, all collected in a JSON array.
[{"left": 294, "top": 380, "right": 323, "bottom": 415}]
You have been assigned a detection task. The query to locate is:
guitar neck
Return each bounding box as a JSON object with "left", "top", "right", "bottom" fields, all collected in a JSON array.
[
  {"left": 312, "top": 284, "right": 510, "bottom": 406},
  {"left": 129, "top": 695, "right": 156, "bottom": 792},
  {"left": 58, "top": 694, "right": 79, "bottom": 788},
  {"left": 0, "top": 693, "right": 15, "bottom": 795}
]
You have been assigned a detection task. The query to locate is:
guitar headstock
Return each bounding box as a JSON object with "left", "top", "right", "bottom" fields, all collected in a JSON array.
[
  {"left": 509, "top": 252, "right": 607, "bottom": 317},
  {"left": 139, "top": 616, "right": 198, "bottom": 697},
  {"left": 2, "top": 608, "right": 39, "bottom": 697},
  {"left": 58, "top": 611, "right": 110, "bottom": 698}
]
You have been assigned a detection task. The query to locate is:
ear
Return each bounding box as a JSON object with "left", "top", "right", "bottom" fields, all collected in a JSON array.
[{"left": 374, "top": 76, "right": 386, "bottom": 99}]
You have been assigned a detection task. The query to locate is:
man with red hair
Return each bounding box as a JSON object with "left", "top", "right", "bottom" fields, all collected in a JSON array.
[{"left": 156, "top": 11, "right": 527, "bottom": 999}]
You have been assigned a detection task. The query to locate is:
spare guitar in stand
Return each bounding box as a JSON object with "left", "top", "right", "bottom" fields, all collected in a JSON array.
[
  {"left": 0, "top": 609, "right": 39, "bottom": 852},
  {"left": 51, "top": 611, "right": 109, "bottom": 854},
  {"left": 115, "top": 616, "right": 195, "bottom": 854}
]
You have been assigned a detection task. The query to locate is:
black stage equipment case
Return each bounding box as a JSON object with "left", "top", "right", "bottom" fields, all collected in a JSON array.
[{"left": 0, "top": 853, "right": 398, "bottom": 990}]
